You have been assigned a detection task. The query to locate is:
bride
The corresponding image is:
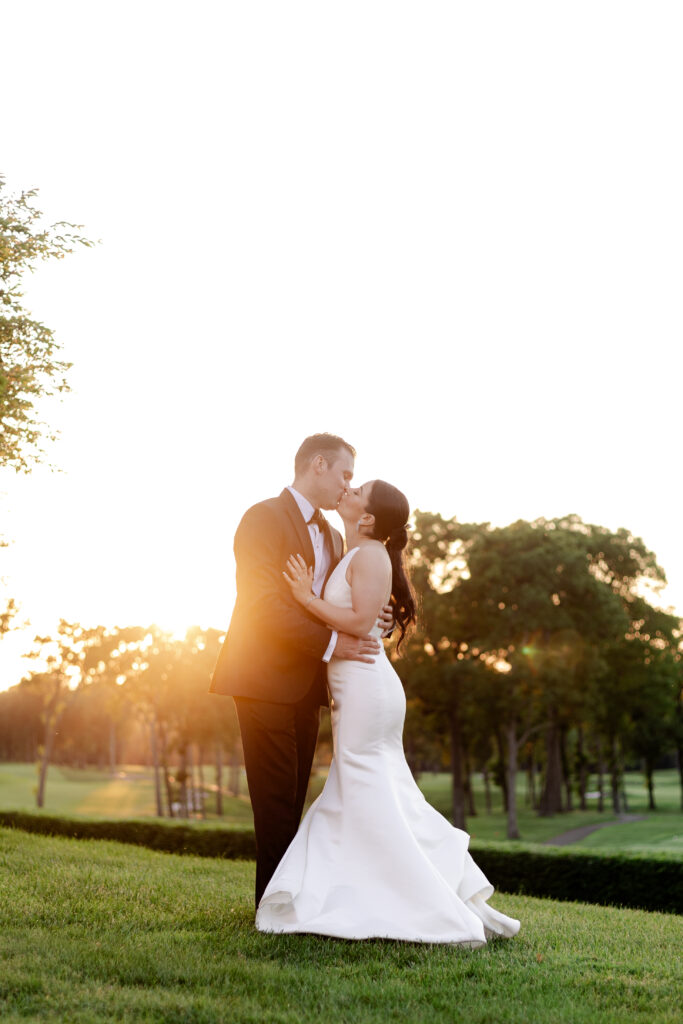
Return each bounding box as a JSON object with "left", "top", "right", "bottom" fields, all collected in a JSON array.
[{"left": 255, "top": 479, "right": 520, "bottom": 946}]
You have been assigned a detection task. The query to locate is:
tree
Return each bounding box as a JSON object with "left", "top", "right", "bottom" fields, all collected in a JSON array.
[
  {"left": 604, "top": 601, "right": 680, "bottom": 811},
  {"left": 0, "top": 678, "right": 43, "bottom": 760},
  {"left": 1, "top": 596, "right": 16, "bottom": 636},
  {"left": 1, "top": 534, "right": 18, "bottom": 676},
  {"left": 79, "top": 625, "right": 147, "bottom": 773},
  {"left": 403, "top": 511, "right": 674, "bottom": 840},
  {"left": 26, "top": 621, "right": 129, "bottom": 806},
  {"left": 401, "top": 512, "right": 491, "bottom": 831},
  {"left": 0, "top": 176, "right": 94, "bottom": 471},
  {"left": 25, "top": 622, "right": 84, "bottom": 808},
  {"left": 673, "top": 648, "right": 683, "bottom": 811},
  {"left": 123, "top": 626, "right": 174, "bottom": 816}
]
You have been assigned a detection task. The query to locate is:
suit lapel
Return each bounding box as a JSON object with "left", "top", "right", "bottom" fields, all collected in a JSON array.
[
  {"left": 279, "top": 489, "right": 315, "bottom": 566},
  {"left": 279, "top": 490, "right": 343, "bottom": 585}
]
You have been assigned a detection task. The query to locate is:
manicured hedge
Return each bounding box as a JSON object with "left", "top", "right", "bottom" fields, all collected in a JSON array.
[
  {"left": 0, "top": 811, "right": 256, "bottom": 859},
  {"left": 1, "top": 811, "right": 680, "bottom": 914},
  {"left": 470, "top": 841, "right": 682, "bottom": 915}
]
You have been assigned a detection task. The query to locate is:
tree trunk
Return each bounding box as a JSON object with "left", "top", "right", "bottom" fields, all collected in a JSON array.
[
  {"left": 464, "top": 751, "right": 476, "bottom": 817},
  {"left": 643, "top": 761, "right": 655, "bottom": 815},
  {"left": 676, "top": 689, "right": 683, "bottom": 810},
  {"left": 483, "top": 764, "right": 492, "bottom": 814},
  {"left": 526, "top": 746, "right": 538, "bottom": 810},
  {"left": 539, "top": 719, "right": 563, "bottom": 816},
  {"left": 450, "top": 704, "right": 467, "bottom": 831},
  {"left": 150, "top": 720, "right": 164, "bottom": 816},
  {"left": 36, "top": 731, "right": 56, "bottom": 808},
  {"left": 229, "top": 740, "right": 241, "bottom": 798},
  {"left": 560, "top": 727, "right": 573, "bottom": 812},
  {"left": 36, "top": 684, "right": 68, "bottom": 808},
  {"left": 532, "top": 745, "right": 541, "bottom": 811},
  {"left": 595, "top": 737, "right": 605, "bottom": 812},
  {"left": 505, "top": 720, "right": 520, "bottom": 840},
  {"left": 494, "top": 728, "right": 508, "bottom": 813},
  {"left": 189, "top": 745, "right": 197, "bottom": 815},
  {"left": 159, "top": 724, "right": 175, "bottom": 817},
  {"left": 215, "top": 743, "right": 224, "bottom": 816},
  {"left": 177, "top": 745, "right": 189, "bottom": 818},
  {"left": 577, "top": 726, "right": 587, "bottom": 811},
  {"left": 197, "top": 745, "right": 206, "bottom": 818},
  {"left": 188, "top": 744, "right": 197, "bottom": 816},
  {"left": 36, "top": 754, "right": 48, "bottom": 808},
  {"left": 109, "top": 719, "right": 117, "bottom": 775},
  {"left": 609, "top": 736, "right": 621, "bottom": 814},
  {"left": 610, "top": 774, "right": 620, "bottom": 813}
]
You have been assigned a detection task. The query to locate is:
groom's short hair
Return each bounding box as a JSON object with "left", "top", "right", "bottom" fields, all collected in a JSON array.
[{"left": 294, "top": 433, "right": 356, "bottom": 475}]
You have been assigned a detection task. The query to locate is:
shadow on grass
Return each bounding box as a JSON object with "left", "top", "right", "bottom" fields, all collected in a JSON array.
[{"left": 229, "top": 907, "right": 514, "bottom": 971}]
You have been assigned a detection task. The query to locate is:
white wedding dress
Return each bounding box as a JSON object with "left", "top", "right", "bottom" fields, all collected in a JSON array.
[{"left": 256, "top": 548, "right": 521, "bottom": 945}]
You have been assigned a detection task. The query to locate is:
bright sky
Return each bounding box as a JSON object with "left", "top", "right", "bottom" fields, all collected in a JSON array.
[{"left": 1, "top": 1, "right": 682, "bottom": 690}]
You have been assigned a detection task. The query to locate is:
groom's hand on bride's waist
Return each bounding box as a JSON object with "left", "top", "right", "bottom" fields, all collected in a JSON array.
[
  {"left": 377, "top": 604, "right": 394, "bottom": 638},
  {"left": 334, "top": 632, "right": 381, "bottom": 663}
]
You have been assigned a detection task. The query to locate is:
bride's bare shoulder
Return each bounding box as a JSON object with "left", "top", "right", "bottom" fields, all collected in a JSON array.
[{"left": 353, "top": 542, "right": 391, "bottom": 568}]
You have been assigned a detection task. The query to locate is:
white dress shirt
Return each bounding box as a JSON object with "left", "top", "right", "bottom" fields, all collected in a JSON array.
[{"left": 286, "top": 487, "right": 338, "bottom": 662}]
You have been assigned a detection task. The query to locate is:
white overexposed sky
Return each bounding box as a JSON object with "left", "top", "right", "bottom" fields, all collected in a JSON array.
[{"left": 1, "top": 1, "right": 682, "bottom": 689}]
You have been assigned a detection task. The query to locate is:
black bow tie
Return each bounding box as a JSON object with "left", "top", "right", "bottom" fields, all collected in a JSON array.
[{"left": 308, "top": 509, "right": 326, "bottom": 531}]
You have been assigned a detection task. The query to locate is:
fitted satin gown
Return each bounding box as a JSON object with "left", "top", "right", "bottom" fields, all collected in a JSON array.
[{"left": 255, "top": 548, "right": 521, "bottom": 945}]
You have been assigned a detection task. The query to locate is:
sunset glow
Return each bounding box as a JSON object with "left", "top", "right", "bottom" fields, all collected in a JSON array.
[{"left": 2, "top": 2, "right": 682, "bottom": 689}]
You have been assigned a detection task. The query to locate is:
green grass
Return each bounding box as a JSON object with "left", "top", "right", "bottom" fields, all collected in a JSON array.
[
  {"left": 577, "top": 817, "right": 683, "bottom": 854},
  {"left": 2, "top": 763, "right": 682, "bottom": 854},
  {"left": 0, "top": 828, "right": 680, "bottom": 1024},
  {"left": 419, "top": 769, "right": 683, "bottom": 852},
  {"left": 0, "top": 762, "right": 254, "bottom": 825}
]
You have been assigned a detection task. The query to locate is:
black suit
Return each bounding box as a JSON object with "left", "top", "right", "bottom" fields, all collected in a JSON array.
[{"left": 210, "top": 488, "right": 344, "bottom": 903}]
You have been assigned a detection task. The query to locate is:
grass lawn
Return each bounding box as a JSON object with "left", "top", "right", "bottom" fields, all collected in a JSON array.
[
  {"left": 419, "top": 769, "right": 683, "bottom": 852},
  {"left": 0, "top": 828, "right": 680, "bottom": 1024},
  {"left": 2, "top": 763, "right": 682, "bottom": 854},
  {"left": 0, "top": 762, "right": 254, "bottom": 825},
  {"left": 577, "top": 816, "right": 683, "bottom": 854}
]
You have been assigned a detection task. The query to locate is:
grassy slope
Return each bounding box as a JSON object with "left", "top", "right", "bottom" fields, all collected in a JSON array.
[{"left": 0, "top": 829, "right": 681, "bottom": 1024}]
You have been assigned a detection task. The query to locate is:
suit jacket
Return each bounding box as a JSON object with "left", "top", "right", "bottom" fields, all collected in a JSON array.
[{"left": 209, "top": 488, "right": 344, "bottom": 705}]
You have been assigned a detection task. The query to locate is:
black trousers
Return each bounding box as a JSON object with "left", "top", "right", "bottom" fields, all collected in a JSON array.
[{"left": 235, "top": 694, "right": 321, "bottom": 907}]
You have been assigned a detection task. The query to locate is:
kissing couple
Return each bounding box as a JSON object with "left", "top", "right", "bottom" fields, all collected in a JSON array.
[{"left": 210, "top": 433, "right": 520, "bottom": 946}]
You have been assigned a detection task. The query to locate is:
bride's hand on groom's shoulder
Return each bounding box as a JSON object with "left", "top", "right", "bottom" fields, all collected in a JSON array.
[{"left": 283, "top": 553, "right": 315, "bottom": 605}]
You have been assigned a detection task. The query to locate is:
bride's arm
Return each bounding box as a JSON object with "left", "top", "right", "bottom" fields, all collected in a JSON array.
[{"left": 284, "top": 547, "right": 391, "bottom": 638}]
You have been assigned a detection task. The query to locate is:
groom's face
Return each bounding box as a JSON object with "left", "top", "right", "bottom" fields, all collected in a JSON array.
[{"left": 318, "top": 449, "right": 355, "bottom": 510}]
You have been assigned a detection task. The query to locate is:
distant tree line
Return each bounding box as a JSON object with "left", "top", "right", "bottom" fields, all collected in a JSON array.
[
  {"left": 0, "top": 624, "right": 244, "bottom": 818},
  {"left": 0, "top": 513, "right": 681, "bottom": 836},
  {"left": 398, "top": 512, "right": 683, "bottom": 837}
]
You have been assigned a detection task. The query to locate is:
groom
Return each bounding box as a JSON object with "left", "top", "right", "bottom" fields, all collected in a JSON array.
[{"left": 210, "top": 433, "right": 387, "bottom": 906}]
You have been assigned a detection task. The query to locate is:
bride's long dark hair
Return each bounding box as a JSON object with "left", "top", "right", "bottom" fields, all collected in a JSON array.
[{"left": 366, "top": 480, "right": 416, "bottom": 652}]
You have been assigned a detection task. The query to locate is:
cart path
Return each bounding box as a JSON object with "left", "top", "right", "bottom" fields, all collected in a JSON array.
[{"left": 544, "top": 814, "right": 647, "bottom": 846}]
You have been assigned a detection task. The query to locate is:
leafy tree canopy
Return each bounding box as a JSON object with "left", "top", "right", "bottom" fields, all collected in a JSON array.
[{"left": 0, "top": 176, "right": 94, "bottom": 472}]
